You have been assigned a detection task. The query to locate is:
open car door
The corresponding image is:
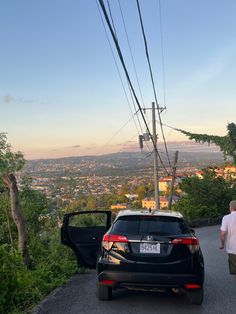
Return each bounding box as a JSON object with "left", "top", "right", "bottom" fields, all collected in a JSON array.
[{"left": 61, "top": 210, "right": 111, "bottom": 269}]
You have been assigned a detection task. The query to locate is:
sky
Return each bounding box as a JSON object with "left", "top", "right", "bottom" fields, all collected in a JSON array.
[{"left": 0, "top": 0, "right": 236, "bottom": 159}]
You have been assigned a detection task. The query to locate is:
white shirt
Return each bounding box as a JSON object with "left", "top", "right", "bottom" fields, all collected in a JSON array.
[{"left": 220, "top": 211, "right": 236, "bottom": 254}]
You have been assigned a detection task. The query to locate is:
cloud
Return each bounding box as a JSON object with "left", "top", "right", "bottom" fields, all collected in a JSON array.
[
  {"left": 3, "top": 94, "right": 14, "bottom": 104},
  {"left": 2, "top": 93, "right": 41, "bottom": 105},
  {"left": 71, "top": 145, "right": 81, "bottom": 148},
  {"left": 119, "top": 142, "right": 139, "bottom": 151},
  {"left": 19, "top": 97, "right": 35, "bottom": 104}
]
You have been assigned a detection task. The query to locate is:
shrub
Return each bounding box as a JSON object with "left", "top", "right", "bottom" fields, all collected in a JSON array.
[{"left": 0, "top": 229, "right": 78, "bottom": 314}]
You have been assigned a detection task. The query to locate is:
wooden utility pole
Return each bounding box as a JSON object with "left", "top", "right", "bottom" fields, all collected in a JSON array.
[
  {"left": 152, "top": 102, "right": 160, "bottom": 210},
  {"left": 168, "top": 150, "right": 179, "bottom": 210},
  {"left": 138, "top": 102, "right": 166, "bottom": 210}
]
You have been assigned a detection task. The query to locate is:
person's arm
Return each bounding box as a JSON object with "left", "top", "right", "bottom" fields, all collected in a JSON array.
[{"left": 220, "top": 230, "right": 226, "bottom": 249}]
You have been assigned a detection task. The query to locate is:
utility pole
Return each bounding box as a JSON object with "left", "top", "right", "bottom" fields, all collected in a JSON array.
[
  {"left": 168, "top": 150, "right": 179, "bottom": 210},
  {"left": 152, "top": 102, "right": 160, "bottom": 210},
  {"left": 139, "top": 102, "right": 166, "bottom": 210}
]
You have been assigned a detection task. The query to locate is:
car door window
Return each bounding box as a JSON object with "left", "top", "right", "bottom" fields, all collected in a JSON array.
[{"left": 61, "top": 211, "right": 111, "bottom": 268}]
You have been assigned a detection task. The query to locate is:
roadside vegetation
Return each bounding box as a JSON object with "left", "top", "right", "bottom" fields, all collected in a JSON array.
[
  {"left": 178, "top": 122, "right": 236, "bottom": 163},
  {"left": 1, "top": 132, "right": 236, "bottom": 313},
  {"left": 0, "top": 134, "right": 79, "bottom": 313},
  {"left": 173, "top": 168, "right": 236, "bottom": 220},
  {"left": 0, "top": 179, "right": 78, "bottom": 313}
]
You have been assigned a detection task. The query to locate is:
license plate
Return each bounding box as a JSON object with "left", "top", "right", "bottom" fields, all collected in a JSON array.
[{"left": 140, "top": 242, "right": 160, "bottom": 254}]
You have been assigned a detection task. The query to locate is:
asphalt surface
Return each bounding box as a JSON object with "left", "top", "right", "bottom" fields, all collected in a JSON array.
[{"left": 33, "top": 225, "right": 236, "bottom": 314}]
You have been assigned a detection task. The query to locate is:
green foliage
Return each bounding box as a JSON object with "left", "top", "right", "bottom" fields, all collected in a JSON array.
[
  {"left": 0, "top": 189, "right": 16, "bottom": 245},
  {"left": 177, "top": 123, "right": 236, "bottom": 164},
  {"left": 20, "top": 178, "right": 50, "bottom": 234},
  {"left": 0, "top": 183, "right": 78, "bottom": 314},
  {"left": 0, "top": 232, "right": 78, "bottom": 314},
  {"left": 173, "top": 169, "right": 235, "bottom": 220},
  {"left": 69, "top": 212, "right": 107, "bottom": 227},
  {"left": 0, "top": 133, "right": 25, "bottom": 174},
  {"left": 0, "top": 244, "right": 37, "bottom": 313},
  {"left": 63, "top": 181, "right": 152, "bottom": 213},
  {"left": 64, "top": 192, "right": 128, "bottom": 213},
  {"left": 135, "top": 185, "right": 147, "bottom": 201}
]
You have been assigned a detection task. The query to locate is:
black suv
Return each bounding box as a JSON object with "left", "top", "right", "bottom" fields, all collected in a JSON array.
[{"left": 61, "top": 209, "right": 204, "bottom": 304}]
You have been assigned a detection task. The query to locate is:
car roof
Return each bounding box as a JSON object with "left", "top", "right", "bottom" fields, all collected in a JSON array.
[{"left": 115, "top": 209, "right": 183, "bottom": 219}]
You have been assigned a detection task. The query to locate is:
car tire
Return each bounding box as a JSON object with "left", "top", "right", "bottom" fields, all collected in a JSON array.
[
  {"left": 187, "top": 288, "right": 203, "bottom": 305},
  {"left": 97, "top": 283, "right": 112, "bottom": 301}
]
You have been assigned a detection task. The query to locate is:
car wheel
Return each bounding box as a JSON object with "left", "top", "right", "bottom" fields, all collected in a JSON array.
[
  {"left": 187, "top": 288, "right": 203, "bottom": 305},
  {"left": 97, "top": 283, "right": 112, "bottom": 301}
]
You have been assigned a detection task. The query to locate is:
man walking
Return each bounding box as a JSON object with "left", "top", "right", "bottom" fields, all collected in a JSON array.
[{"left": 220, "top": 200, "right": 236, "bottom": 278}]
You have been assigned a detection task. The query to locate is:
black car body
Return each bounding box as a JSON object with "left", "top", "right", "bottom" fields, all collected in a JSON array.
[{"left": 61, "top": 209, "right": 204, "bottom": 304}]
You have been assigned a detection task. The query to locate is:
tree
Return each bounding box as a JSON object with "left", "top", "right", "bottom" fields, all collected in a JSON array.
[
  {"left": 86, "top": 194, "right": 97, "bottom": 209},
  {"left": 0, "top": 182, "right": 15, "bottom": 246},
  {"left": 173, "top": 169, "right": 233, "bottom": 219},
  {"left": 0, "top": 133, "right": 30, "bottom": 267},
  {"left": 177, "top": 122, "right": 236, "bottom": 164},
  {"left": 20, "top": 177, "right": 50, "bottom": 234},
  {"left": 135, "top": 185, "right": 148, "bottom": 201}
]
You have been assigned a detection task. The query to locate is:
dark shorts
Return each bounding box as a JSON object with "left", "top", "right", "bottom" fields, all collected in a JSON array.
[{"left": 228, "top": 254, "right": 236, "bottom": 274}]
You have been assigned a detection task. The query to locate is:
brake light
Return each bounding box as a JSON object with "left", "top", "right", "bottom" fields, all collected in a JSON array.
[
  {"left": 171, "top": 237, "right": 199, "bottom": 253},
  {"left": 185, "top": 284, "right": 201, "bottom": 289},
  {"left": 100, "top": 280, "right": 116, "bottom": 286},
  {"left": 102, "top": 234, "right": 128, "bottom": 250}
]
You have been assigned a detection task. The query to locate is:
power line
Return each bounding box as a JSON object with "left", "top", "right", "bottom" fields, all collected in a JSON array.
[
  {"left": 136, "top": 0, "right": 172, "bottom": 170},
  {"left": 96, "top": 2, "right": 140, "bottom": 138},
  {"left": 107, "top": 0, "right": 152, "bottom": 152},
  {"left": 108, "top": 1, "right": 149, "bottom": 148},
  {"left": 158, "top": 0, "right": 167, "bottom": 107},
  {"left": 106, "top": 0, "right": 118, "bottom": 38},
  {"left": 118, "top": 0, "right": 145, "bottom": 108},
  {"left": 98, "top": 0, "right": 169, "bottom": 176},
  {"left": 97, "top": 0, "right": 151, "bottom": 153},
  {"left": 98, "top": 0, "right": 167, "bottom": 174},
  {"left": 118, "top": 0, "right": 154, "bottom": 151},
  {"left": 127, "top": 83, "right": 152, "bottom": 152},
  {"left": 97, "top": 115, "right": 136, "bottom": 155}
]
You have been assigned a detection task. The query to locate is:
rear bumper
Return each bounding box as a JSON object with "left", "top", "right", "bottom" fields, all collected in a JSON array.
[{"left": 98, "top": 270, "right": 203, "bottom": 289}]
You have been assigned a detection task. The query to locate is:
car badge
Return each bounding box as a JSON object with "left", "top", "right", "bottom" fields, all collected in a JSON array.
[{"left": 147, "top": 235, "right": 153, "bottom": 241}]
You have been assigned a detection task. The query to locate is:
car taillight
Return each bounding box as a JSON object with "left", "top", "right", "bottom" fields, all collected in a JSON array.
[
  {"left": 100, "top": 280, "right": 116, "bottom": 286},
  {"left": 185, "top": 284, "right": 201, "bottom": 289},
  {"left": 102, "top": 234, "right": 128, "bottom": 250},
  {"left": 171, "top": 237, "right": 200, "bottom": 253}
]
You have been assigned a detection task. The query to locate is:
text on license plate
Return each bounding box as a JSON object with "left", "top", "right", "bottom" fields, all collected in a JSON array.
[{"left": 140, "top": 242, "right": 160, "bottom": 254}]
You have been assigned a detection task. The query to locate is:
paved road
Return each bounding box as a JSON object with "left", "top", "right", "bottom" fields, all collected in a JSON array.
[{"left": 33, "top": 225, "right": 236, "bottom": 314}]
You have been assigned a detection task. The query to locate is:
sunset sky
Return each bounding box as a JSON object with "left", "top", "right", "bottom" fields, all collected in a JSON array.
[{"left": 1, "top": 0, "right": 236, "bottom": 159}]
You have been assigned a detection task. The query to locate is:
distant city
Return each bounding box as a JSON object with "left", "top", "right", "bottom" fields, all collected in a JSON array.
[{"left": 20, "top": 145, "right": 228, "bottom": 207}]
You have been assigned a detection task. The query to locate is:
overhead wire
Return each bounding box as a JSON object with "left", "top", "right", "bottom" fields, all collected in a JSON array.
[
  {"left": 117, "top": 0, "right": 152, "bottom": 151},
  {"left": 107, "top": 0, "right": 118, "bottom": 38},
  {"left": 107, "top": 0, "right": 149, "bottom": 148},
  {"left": 98, "top": 0, "right": 170, "bottom": 176},
  {"left": 98, "top": 115, "right": 195, "bottom": 157},
  {"left": 118, "top": 0, "right": 145, "bottom": 108},
  {"left": 107, "top": 0, "right": 150, "bottom": 139},
  {"left": 136, "top": 0, "right": 172, "bottom": 170},
  {"left": 158, "top": 0, "right": 166, "bottom": 107},
  {"left": 136, "top": 0, "right": 170, "bottom": 164},
  {"left": 97, "top": 114, "right": 136, "bottom": 155},
  {"left": 98, "top": 0, "right": 152, "bottom": 153},
  {"left": 96, "top": 1, "right": 143, "bottom": 147}
]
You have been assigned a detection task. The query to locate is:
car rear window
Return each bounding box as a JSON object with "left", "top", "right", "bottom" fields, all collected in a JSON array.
[{"left": 111, "top": 215, "right": 190, "bottom": 236}]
